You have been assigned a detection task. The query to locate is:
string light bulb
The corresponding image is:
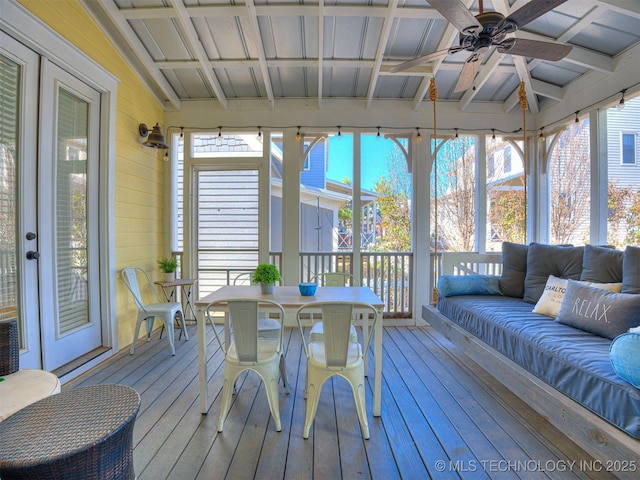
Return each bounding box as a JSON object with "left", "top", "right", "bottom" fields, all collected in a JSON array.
[
  {"left": 617, "top": 89, "right": 626, "bottom": 111},
  {"left": 376, "top": 126, "right": 381, "bottom": 140},
  {"left": 491, "top": 129, "right": 496, "bottom": 140},
  {"left": 295, "top": 126, "right": 302, "bottom": 141},
  {"left": 416, "top": 127, "right": 422, "bottom": 142},
  {"left": 337, "top": 126, "right": 342, "bottom": 139},
  {"left": 574, "top": 111, "right": 579, "bottom": 123},
  {"left": 164, "top": 151, "right": 169, "bottom": 161},
  {"left": 539, "top": 128, "right": 545, "bottom": 142},
  {"left": 257, "top": 126, "right": 262, "bottom": 139},
  {"left": 180, "top": 127, "right": 184, "bottom": 138}
]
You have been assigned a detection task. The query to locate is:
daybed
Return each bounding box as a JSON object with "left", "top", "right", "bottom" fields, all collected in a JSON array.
[
  {"left": 423, "top": 243, "right": 640, "bottom": 478},
  {"left": 0, "top": 319, "right": 61, "bottom": 421}
]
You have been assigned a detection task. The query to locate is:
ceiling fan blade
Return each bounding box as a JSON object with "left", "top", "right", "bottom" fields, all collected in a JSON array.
[
  {"left": 429, "top": 0, "right": 481, "bottom": 34},
  {"left": 504, "top": 0, "right": 567, "bottom": 30},
  {"left": 389, "top": 49, "right": 451, "bottom": 73},
  {"left": 453, "top": 54, "right": 483, "bottom": 93},
  {"left": 499, "top": 38, "right": 572, "bottom": 61}
]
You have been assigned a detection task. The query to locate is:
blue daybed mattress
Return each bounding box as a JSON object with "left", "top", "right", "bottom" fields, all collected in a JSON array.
[{"left": 437, "top": 295, "right": 640, "bottom": 439}]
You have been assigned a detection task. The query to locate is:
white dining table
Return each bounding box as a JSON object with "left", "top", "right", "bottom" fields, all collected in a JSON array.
[{"left": 195, "top": 285, "right": 385, "bottom": 416}]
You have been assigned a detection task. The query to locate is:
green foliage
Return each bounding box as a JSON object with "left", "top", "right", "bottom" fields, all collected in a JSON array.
[
  {"left": 157, "top": 256, "right": 178, "bottom": 273},
  {"left": 490, "top": 190, "right": 526, "bottom": 244},
  {"left": 252, "top": 263, "right": 281, "bottom": 284}
]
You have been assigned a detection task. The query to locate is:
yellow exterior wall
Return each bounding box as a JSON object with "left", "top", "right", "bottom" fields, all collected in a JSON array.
[{"left": 18, "top": 0, "right": 167, "bottom": 349}]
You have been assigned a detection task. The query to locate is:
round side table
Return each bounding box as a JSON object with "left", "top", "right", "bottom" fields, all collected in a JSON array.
[{"left": 0, "top": 384, "right": 140, "bottom": 480}]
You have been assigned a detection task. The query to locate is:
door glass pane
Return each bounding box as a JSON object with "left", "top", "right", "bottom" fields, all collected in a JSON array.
[
  {"left": 0, "top": 55, "right": 20, "bottom": 336},
  {"left": 56, "top": 88, "right": 89, "bottom": 334}
]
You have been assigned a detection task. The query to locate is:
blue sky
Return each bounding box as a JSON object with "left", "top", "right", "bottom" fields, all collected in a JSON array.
[{"left": 326, "top": 134, "right": 402, "bottom": 191}]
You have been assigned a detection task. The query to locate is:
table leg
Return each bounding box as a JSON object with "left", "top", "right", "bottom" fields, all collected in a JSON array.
[
  {"left": 198, "top": 307, "right": 209, "bottom": 414},
  {"left": 373, "top": 307, "right": 382, "bottom": 417}
]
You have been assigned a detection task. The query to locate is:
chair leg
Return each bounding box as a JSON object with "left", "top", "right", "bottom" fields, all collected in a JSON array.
[
  {"left": 279, "top": 354, "right": 289, "bottom": 394},
  {"left": 264, "top": 376, "right": 282, "bottom": 432},
  {"left": 161, "top": 314, "right": 176, "bottom": 355},
  {"left": 303, "top": 375, "right": 321, "bottom": 439},
  {"left": 177, "top": 311, "right": 189, "bottom": 341},
  {"left": 130, "top": 316, "right": 146, "bottom": 354},
  {"left": 352, "top": 381, "right": 369, "bottom": 439},
  {"left": 218, "top": 365, "right": 240, "bottom": 432}
]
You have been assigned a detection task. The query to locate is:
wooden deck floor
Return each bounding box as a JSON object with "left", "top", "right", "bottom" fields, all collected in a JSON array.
[{"left": 65, "top": 324, "right": 612, "bottom": 480}]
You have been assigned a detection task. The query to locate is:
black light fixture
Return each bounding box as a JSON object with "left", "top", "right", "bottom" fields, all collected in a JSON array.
[
  {"left": 454, "top": 128, "right": 459, "bottom": 138},
  {"left": 617, "top": 89, "right": 626, "bottom": 111},
  {"left": 139, "top": 123, "right": 169, "bottom": 149},
  {"left": 574, "top": 111, "right": 580, "bottom": 123},
  {"left": 416, "top": 127, "right": 422, "bottom": 142}
]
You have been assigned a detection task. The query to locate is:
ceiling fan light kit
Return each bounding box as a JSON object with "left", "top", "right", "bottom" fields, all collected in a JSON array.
[{"left": 392, "top": 0, "right": 572, "bottom": 94}]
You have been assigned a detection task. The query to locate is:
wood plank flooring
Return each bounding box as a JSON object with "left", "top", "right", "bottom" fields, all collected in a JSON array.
[{"left": 65, "top": 325, "right": 614, "bottom": 480}]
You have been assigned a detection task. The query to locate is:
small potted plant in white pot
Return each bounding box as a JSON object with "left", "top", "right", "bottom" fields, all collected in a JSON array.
[
  {"left": 157, "top": 256, "right": 178, "bottom": 282},
  {"left": 252, "top": 263, "right": 281, "bottom": 294}
]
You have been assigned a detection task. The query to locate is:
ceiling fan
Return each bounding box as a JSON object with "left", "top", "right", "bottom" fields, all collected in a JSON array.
[{"left": 390, "top": 0, "right": 573, "bottom": 93}]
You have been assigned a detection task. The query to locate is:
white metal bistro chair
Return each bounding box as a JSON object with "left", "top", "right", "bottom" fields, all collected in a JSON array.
[
  {"left": 206, "top": 298, "right": 289, "bottom": 432},
  {"left": 232, "top": 272, "right": 281, "bottom": 339},
  {"left": 308, "top": 272, "right": 359, "bottom": 344},
  {"left": 121, "top": 267, "right": 188, "bottom": 356},
  {"left": 296, "top": 301, "right": 378, "bottom": 439}
]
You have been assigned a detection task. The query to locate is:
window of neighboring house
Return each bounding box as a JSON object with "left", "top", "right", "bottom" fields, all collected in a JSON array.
[
  {"left": 303, "top": 147, "right": 311, "bottom": 170},
  {"left": 488, "top": 152, "right": 495, "bottom": 178},
  {"left": 504, "top": 148, "right": 512, "bottom": 173},
  {"left": 622, "top": 133, "right": 636, "bottom": 165}
]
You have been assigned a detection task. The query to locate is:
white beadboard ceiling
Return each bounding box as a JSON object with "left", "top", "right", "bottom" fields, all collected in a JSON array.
[{"left": 82, "top": 0, "right": 640, "bottom": 114}]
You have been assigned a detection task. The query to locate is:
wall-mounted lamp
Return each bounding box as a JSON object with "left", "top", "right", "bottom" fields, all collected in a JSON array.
[
  {"left": 617, "top": 89, "right": 626, "bottom": 111},
  {"left": 139, "top": 123, "right": 169, "bottom": 149}
]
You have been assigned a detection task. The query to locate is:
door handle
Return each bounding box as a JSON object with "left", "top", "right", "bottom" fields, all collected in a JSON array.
[{"left": 26, "top": 251, "right": 40, "bottom": 260}]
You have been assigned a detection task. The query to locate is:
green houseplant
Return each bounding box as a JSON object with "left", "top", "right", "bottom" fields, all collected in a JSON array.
[
  {"left": 252, "top": 263, "right": 281, "bottom": 294},
  {"left": 157, "top": 256, "right": 178, "bottom": 282}
]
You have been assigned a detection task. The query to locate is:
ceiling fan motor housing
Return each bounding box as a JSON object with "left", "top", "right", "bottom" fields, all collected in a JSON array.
[{"left": 460, "top": 12, "right": 512, "bottom": 52}]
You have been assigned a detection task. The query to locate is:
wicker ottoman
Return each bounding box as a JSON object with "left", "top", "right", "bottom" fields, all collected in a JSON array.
[{"left": 0, "top": 384, "right": 140, "bottom": 480}]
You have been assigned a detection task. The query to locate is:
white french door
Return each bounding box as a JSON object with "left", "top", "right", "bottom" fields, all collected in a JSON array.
[
  {"left": 38, "top": 60, "right": 102, "bottom": 370},
  {"left": 0, "top": 33, "right": 103, "bottom": 370}
]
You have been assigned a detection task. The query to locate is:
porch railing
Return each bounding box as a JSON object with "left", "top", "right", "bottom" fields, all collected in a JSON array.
[{"left": 436, "top": 252, "right": 503, "bottom": 276}]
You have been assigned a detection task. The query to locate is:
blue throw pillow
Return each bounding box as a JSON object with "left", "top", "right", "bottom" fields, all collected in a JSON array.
[
  {"left": 610, "top": 333, "right": 640, "bottom": 389},
  {"left": 437, "top": 275, "right": 502, "bottom": 297}
]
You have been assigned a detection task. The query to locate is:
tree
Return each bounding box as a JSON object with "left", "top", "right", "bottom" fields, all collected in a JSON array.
[
  {"left": 431, "top": 136, "right": 476, "bottom": 252},
  {"left": 548, "top": 121, "right": 591, "bottom": 244},
  {"left": 373, "top": 150, "right": 411, "bottom": 252},
  {"left": 490, "top": 190, "right": 526, "bottom": 243}
]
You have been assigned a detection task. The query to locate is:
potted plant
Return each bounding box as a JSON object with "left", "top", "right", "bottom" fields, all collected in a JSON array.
[
  {"left": 252, "top": 263, "right": 281, "bottom": 294},
  {"left": 157, "top": 256, "right": 178, "bottom": 282}
]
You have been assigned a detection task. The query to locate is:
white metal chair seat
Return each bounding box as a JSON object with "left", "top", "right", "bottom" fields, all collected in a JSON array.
[
  {"left": 296, "top": 301, "right": 377, "bottom": 439},
  {"left": 122, "top": 267, "right": 188, "bottom": 356},
  {"left": 207, "top": 298, "right": 288, "bottom": 433}
]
